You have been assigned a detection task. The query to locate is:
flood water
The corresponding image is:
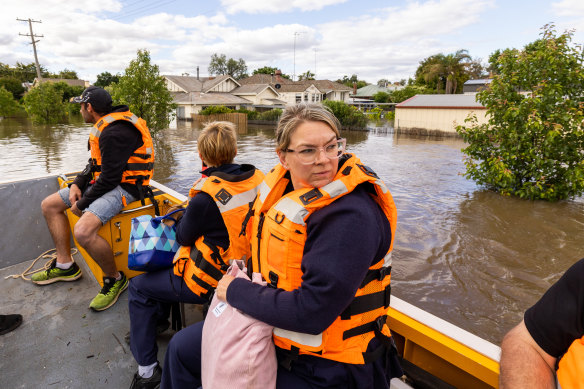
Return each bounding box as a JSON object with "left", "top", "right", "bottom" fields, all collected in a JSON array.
[{"left": 1, "top": 115, "right": 583, "bottom": 345}]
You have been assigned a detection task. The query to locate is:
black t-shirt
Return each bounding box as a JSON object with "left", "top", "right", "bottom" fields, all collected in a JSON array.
[{"left": 524, "top": 258, "right": 584, "bottom": 358}]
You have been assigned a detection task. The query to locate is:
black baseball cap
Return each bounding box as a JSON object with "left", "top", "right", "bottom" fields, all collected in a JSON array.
[{"left": 70, "top": 86, "right": 112, "bottom": 112}]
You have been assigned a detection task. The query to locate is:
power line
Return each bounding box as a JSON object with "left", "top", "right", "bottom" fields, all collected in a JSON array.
[
  {"left": 17, "top": 18, "right": 43, "bottom": 80},
  {"left": 111, "top": 0, "right": 179, "bottom": 21}
]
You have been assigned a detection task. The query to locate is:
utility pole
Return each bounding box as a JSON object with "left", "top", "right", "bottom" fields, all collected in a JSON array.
[
  {"left": 313, "top": 48, "right": 317, "bottom": 79},
  {"left": 17, "top": 18, "right": 43, "bottom": 81},
  {"left": 293, "top": 31, "right": 304, "bottom": 82}
]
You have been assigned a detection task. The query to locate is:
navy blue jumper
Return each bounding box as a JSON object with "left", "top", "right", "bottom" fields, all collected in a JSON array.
[
  {"left": 161, "top": 178, "right": 400, "bottom": 389},
  {"left": 128, "top": 164, "right": 243, "bottom": 367}
]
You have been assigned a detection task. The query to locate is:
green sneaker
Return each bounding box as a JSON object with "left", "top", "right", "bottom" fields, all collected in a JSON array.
[
  {"left": 31, "top": 259, "right": 82, "bottom": 285},
  {"left": 89, "top": 272, "right": 128, "bottom": 312}
]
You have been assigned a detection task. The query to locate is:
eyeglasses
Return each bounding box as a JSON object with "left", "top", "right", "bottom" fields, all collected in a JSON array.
[{"left": 285, "top": 138, "right": 346, "bottom": 165}]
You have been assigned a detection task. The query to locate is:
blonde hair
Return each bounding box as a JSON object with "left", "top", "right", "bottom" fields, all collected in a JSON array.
[
  {"left": 197, "top": 121, "right": 238, "bottom": 166},
  {"left": 275, "top": 103, "right": 341, "bottom": 151}
]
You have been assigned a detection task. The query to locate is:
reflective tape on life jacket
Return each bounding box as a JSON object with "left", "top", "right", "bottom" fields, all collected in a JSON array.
[
  {"left": 89, "top": 111, "right": 154, "bottom": 186},
  {"left": 557, "top": 336, "right": 584, "bottom": 388},
  {"left": 173, "top": 168, "right": 264, "bottom": 299},
  {"left": 250, "top": 154, "right": 397, "bottom": 364}
]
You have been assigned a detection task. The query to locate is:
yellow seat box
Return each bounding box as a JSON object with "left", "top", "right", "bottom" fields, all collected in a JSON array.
[{"left": 58, "top": 174, "right": 182, "bottom": 286}]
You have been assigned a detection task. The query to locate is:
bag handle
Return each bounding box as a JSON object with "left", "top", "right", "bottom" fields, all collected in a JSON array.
[{"left": 151, "top": 208, "right": 185, "bottom": 225}]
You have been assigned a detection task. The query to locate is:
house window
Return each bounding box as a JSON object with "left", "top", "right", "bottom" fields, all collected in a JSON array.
[
  {"left": 311, "top": 94, "right": 315, "bottom": 102},
  {"left": 296, "top": 94, "right": 302, "bottom": 103},
  {"left": 304, "top": 93, "right": 308, "bottom": 102},
  {"left": 315, "top": 94, "right": 320, "bottom": 102}
]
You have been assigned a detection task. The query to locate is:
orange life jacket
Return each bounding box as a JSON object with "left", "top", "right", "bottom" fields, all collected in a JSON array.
[
  {"left": 173, "top": 167, "right": 264, "bottom": 300},
  {"left": 250, "top": 154, "right": 397, "bottom": 364},
  {"left": 557, "top": 336, "right": 584, "bottom": 388},
  {"left": 89, "top": 111, "right": 154, "bottom": 186}
]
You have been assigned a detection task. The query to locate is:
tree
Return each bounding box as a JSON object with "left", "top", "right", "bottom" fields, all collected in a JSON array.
[
  {"left": 56, "top": 69, "right": 78, "bottom": 79},
  {"left": 372, "top": 91, "right": 390, "bottom": 103},
  {"left": 94, "top": 71, "right": 120, "bottom": 88},
  {"left": 457, "top": 25, "right": 584, "bottom": 201},
  {"left": 377, "top": 79, "right": 389, "bottom": 87},
  {"left": 0, "top": 86, "right": 21, "bottom": 117},
  {"left": 226, "top": 58, "right": 248, "bottom": 80},
  {"left": 337, "top": 74, "right": 368, "bottom": 89},
  {"left": 253, "top": 66, "right": 291, "bottom": 79},
  {"left": 415, "top": 50, "right": 473, "bottom": 93},
  {"left": 0, "top": 77, "right": 25, "bottom": 100},
  {"left": 297, "top": 70, "right": 315, "bottom": 81},
  {"left": 390, "top": 85, "right": 435, "bottom": 103},
  {"left": 111, "top": 49, "right": 177, "bottom": 134},
  {"left": 23, "top": 82, "right": 67, "bottom": 124},
  {"left": 14, "top": 62, "right": 49, "bottom": 83},
  {"left": 208, "top": 53, "right": 248, "bottom": 80}
]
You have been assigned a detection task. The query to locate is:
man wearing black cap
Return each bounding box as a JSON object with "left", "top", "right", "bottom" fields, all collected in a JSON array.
[{"left": 30, "top": 86, "right": 155, "bottom": 312}]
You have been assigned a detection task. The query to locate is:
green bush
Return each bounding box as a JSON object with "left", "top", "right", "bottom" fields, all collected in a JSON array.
[
  {"left": 234, "top": 108, "right": 259, "bottom": 120},
  {"left": 199, "top": 105, "right": 233, "bottom": 115},
  {"left": 323, "top": 100, "right": 367, "bottom": 129},
  {"left": 0, "top": 86, "right": 21, "bottom": 117},
  {"left": 258, "top": 108, "right": 282, "bottom": 121}
]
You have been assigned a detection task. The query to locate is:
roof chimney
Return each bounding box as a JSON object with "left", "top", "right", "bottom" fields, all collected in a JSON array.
[
  {"left": 353, "top": 82, "right": 357, "bottom": 95},
  {"left": 275, "top": 69, "right": 283, "bottom": 83},
  {"left": 197, "top": 66, "right": 199, "bottom": 80}
]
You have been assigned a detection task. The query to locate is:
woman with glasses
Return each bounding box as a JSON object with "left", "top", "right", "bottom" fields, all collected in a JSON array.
[{"left": 162, "top": 103, "right": 400, "bottom": 389}]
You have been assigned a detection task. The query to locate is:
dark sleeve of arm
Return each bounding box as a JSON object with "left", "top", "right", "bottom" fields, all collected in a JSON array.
[
  {"left": 77, "top": 122, "right": 141, "bottom": 210},
  {"left": 227, "top": 189, "right": 390, "bottom": 334},
  {"left": 175, "top": 193, "right": 216, "bottom": 246},
  {"left": 524, "top": 258, "right": 584, "bottom": 357}
]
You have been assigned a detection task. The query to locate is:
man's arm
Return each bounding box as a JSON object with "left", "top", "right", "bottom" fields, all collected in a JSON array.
[{"left": 500, "top": 320, "right": 557, "bottom": 389}]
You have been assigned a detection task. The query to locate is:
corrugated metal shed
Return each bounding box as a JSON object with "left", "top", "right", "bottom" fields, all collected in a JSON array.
[{"left": 397, "top": 94, "right": 485, "bottom": 109}]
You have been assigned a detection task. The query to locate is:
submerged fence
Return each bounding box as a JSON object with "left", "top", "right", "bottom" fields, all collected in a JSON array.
[{"left": 191, "top": 113, "right": 248, "bottom": 133}]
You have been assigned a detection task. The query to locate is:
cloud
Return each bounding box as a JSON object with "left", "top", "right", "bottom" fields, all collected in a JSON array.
[
  {"left": 220, "top": 0, "right": 348, "bottom": 15},
  {"left": 552, "top": 0, "right": 584, "bottom": 16}
]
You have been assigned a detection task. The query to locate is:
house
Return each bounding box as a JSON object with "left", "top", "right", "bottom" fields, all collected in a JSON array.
[
  {"left": 164, "top": 74, "right": 285, "bottom": 119},
  {"left": 462, "top": 79, "right": 492, "bottom": 94},
  {"left": 395, "top": 94, "right": 488, "bottom": 135},
  {"left": 349, "top": 84, "right": 404, "bottom": 110},
  {"left": 238, "top": 71, "right": 352, "bottom": 105}
]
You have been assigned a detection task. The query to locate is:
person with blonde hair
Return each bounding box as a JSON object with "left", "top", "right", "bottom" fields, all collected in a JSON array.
[
  {"left": 127, "top": 121, "right": 264, "bottom": 389},
  {"left": 162, "top": 104, "right": 402, "bottom": 388}
]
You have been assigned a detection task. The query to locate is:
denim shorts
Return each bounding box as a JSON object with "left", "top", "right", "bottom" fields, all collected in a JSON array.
[{"left": 59, "top": 185, "right": 136, "bottom": 224}]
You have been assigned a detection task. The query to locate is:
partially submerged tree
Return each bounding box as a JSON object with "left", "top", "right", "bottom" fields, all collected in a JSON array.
[
  {"left": 111, "top": 49, "right": 176, "bottom": 134},
  {"left": 457, "top": 24, "right": 584, "bottom": 201},
  {"left": 0, "top": 86, "right": 21, "bottom": 117},
  {"left": 23, "top": 82, "right": 67, "bottom": 124}
]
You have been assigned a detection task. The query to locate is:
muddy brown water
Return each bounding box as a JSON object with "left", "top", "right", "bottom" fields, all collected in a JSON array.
[{"left": 2, "top": 116, "right": 582, "bottom": 344}]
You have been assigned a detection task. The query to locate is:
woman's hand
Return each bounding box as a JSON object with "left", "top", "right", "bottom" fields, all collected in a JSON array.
[{"left": 215, "top": 274, "right": 235, "bottom": 302}]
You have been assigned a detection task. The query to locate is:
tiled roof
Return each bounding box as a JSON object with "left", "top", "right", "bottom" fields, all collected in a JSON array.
[
  {"left": 231, "top": 84, "right": 271, "bottom": 94},
  {"left": 396, "top": 94, "right": 485, "bottom": 108},
  {"left": 172, "top": 92, "right": 252, "bottom": 105},
  {"left": 164, "top": 74, "right": 235, "bottom": 93}
]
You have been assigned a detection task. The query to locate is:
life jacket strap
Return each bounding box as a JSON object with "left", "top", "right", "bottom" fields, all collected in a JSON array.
[
  {"left": 340, "top": 284, "right": 391, "bottom": 320},
  {"left": 360, "top": 265, "right": 392, "bottom": 288}
]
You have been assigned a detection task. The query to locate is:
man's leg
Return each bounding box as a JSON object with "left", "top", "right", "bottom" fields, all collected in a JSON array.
[
  {"left": 41, "top": 191, "right": 73, "bottom": 264},
  {"left": 74, "top": 186, "right": 135, "bottom": 311},
  {"left": 74, "top": 212, "right": 118, "bottom": 278},
  {"left": 32, "top": 190, "right": 82, "bottom": 284}
]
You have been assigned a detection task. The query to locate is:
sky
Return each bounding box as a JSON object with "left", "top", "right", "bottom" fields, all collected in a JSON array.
[{"left": 1, "top": 0, "right": 583, "bottom": 84}]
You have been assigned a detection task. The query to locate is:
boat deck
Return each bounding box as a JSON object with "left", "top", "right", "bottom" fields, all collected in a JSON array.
[
  {"left": 0, "top": 253, "right": 203, "bottom": 388},
  {"left": 0, "top": 175, "right": 202, "bottom": 388}
]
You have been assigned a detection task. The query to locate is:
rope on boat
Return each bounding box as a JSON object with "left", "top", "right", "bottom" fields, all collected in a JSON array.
[{"left": 4, "top": 248, "right": 79, "bottom": 281}]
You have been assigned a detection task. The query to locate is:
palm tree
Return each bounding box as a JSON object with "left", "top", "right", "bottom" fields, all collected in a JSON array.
[{"left": 415, "top": 49, "right": 472, "bottom": 94}]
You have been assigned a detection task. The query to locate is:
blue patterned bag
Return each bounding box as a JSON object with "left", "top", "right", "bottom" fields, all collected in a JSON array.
[{"left": 128, "top": 209, "right": 184, "bottom": 271}]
